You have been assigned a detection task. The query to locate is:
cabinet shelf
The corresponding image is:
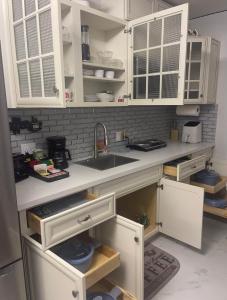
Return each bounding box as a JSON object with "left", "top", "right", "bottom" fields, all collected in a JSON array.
[
  {"left": 83, "top": 76, "right": 125, "bottom": 83},
  {"left": 83, "top": 62, "right": 125, "bottom": 71},
  {"left": 204, "top": 204, "right": 227, "bottom": 218}
]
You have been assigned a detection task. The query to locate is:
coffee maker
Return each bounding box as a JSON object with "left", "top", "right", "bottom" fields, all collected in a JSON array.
[{"left": 47, "top": 136, "right": 71, "bottom": 169}]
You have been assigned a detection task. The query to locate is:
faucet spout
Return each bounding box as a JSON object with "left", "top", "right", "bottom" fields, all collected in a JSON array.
[{"left": 94, "top": 122, "right": 108, "bottom": 159}]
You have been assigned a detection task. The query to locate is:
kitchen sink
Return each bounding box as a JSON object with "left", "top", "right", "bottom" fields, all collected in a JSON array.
[{"left": 76, "top": 154, "right": 138, "bottom": 170}]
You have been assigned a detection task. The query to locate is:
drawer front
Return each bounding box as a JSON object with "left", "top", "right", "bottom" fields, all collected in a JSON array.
[
  {"left": 93, "top": 165, "right": 163, "bottom": 198},
  {"left": 190, "top": 148, "right": 213, "bottom": 161},
  {"left": 177, "top": 155, "right": 206, "bottom": 181},
  {"left": 41, "top": 194, "right": 115, "bottom": 250}
]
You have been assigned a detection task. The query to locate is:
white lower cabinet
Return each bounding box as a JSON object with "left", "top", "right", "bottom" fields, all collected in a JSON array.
[
  {"left": 24, "top": 237, "right": 85, "bottom": 300},
  {"left": 95, "top": 216, "right": 144, "bottom": 300},
  {"left": 93, "top": 177, "right": 204, "bottom": 300},
  {"left": 23, "top": 166, "right": 205, "bottom": 300},
  {"left": 158, "top": 178, "right": 204, "bottom": 249}
]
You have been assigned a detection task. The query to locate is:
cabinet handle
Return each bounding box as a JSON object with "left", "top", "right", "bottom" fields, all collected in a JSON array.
[
  {"left": 191, "top": 165, "right": 197, "bottom": 169},
  {"left": 77, "top": 215, "right": 91, "bottom": 224},
  {"left": 72, "top": 290, "right": 79, "bottom": 298}
]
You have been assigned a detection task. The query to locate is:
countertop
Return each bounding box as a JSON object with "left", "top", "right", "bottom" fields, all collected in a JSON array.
[{"left": 16, "top": 141, "right": 214, "bottom": 211}]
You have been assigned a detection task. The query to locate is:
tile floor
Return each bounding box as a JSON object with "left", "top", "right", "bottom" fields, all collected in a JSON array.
[{"left": 152, "top": 217, "right": 227, "bottom": 300}]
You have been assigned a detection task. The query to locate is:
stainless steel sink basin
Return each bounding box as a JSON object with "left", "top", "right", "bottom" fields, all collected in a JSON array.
[{"left": 76, "top": 154, "right": 138, "bottom": 170}]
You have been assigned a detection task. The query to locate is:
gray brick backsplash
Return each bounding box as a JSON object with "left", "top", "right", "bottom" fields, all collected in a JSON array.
[
  {"left": 8, "top": 105, "right": 217, "bottom": 160},
  {"left": 175, "top": 105, "right": 218, "bottom": 143}
]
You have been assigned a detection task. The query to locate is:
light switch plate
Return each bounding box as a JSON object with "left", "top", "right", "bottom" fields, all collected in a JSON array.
[{"left": 21, "top": 142, "right": 36, "bottom": 154}]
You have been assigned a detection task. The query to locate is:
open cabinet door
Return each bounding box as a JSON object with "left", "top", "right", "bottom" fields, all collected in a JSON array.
[
  {"left": 158, "top": 178, "right": 204, "bottom": 249},
  {"left": 6, "top": 0, "right": 65, "bottom": 107},
  {"left": 128, "top": 4, "right": 188, "bottom": 105},
  {"left": 95, "top": 215, "right": 144, "bottom": 300}
]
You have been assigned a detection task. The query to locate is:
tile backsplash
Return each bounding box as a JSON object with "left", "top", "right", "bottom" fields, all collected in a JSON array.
[
  {"left": 8, "top": 105, "right": 217, "bottom": 161},
  {"left": 8, "top": 106, "right": 175, "bottom": 160}
]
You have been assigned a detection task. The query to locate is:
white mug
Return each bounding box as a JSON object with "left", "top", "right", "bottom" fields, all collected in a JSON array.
[
  {"left": 105, "top": 71, "right": 115, "bottom": 79},
  {"left": 64, "top": 89, "right": 73, "bottom": 102}
]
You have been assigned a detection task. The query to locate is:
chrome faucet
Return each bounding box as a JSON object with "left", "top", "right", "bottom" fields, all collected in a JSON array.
[{"left": 94, "top": 122, "right": 108, "bottom": 159}]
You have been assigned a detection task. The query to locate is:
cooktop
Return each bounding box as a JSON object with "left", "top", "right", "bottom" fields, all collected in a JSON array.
[{"left": 127, "top": 139, "right": 167, "bottom": 152}]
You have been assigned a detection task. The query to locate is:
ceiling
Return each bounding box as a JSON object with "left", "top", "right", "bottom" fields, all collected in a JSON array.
[{"left": 167, "top": 0, "right": 227, "bottom": 19}]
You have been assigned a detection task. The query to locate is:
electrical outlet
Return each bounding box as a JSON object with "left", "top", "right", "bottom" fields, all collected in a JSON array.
[
  {"left": 115, "top": 130, "right": 125, "bottom": 142},
  {"left": 21, "top": 142, "right": 36, "bottom": 154}
]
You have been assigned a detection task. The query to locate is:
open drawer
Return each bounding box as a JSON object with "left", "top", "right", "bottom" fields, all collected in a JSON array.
[
  {"left": 27, "top": 190, "right": 115, "bottom": 250},
  {"left": 163, "top": 155, "right": 206, "bottom": 181},
  {"left": 24, "top": 234, "right": 120, "bottom": 299}
]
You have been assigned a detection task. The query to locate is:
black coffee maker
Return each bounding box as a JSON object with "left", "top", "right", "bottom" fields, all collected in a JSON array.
[{"left": 47, "top": 136, "right": 71, "bottom": 169}]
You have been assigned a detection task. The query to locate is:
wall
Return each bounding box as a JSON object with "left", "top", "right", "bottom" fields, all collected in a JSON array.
[
  {"left": 9, "top": 106, "right": 176, "bottom": 161},
  {"left": 190, "top": 11, "right": 227, "bottom": 174}
]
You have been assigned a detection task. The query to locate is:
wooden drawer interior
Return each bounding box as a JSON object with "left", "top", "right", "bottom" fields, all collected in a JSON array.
[
  {"left": 27, "top": 191, "right": 96, "bottom": 235},
  {"left": 88, "top": 279, "right": 136, "bottom": 300},
  {"left": 116, "top": 184, "right": 157, "bottom": 238},
  {"left": 85, "top": 245, "right": 120, "bottom": 288},
  {"left": 163, "top": 157, "right": 189, "bottom": 177}
]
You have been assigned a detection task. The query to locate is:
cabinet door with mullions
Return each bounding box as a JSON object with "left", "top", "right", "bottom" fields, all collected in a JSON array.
[
  {"left": 9, "top": 0, "right": 64, "bottom": 107},
  {"left": 128, "top": 4, "right": 188, "bottom": 105},
  {"left": 184, "top": 37, "right": 206, "bottom": 103}
]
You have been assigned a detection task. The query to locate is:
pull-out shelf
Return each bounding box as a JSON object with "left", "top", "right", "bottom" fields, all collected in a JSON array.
[{"left": 24, "top": 234, "right": 120, "bottom": 298}]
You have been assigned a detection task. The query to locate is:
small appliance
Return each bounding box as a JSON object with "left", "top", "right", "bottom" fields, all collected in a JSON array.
[
  {"left": 182, "top": 121, "right": 202, "bottom": 144},
  {"left": 13, "top": 153, "right": 29, "bottom": 182},
  {"left": 47, "top": 136, "right": 71, "bottom": 169},
  {"left": 127, "top": 139, "right": 167, "bottom": 152}
]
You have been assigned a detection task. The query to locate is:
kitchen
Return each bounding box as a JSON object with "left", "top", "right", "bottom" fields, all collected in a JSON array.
[{"left": 0, "top": 0, "right": 227, "bottom": 299}]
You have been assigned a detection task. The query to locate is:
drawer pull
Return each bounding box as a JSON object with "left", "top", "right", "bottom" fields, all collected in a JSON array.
[
  {"left": 191, "top": 165, "right": 197, "bottom": 169},
  {"left": 77, "top": 215, "right": 91, "bottom": 224},
  {"left": 72, "top": 290, "right": 79, "bottom": 298}
]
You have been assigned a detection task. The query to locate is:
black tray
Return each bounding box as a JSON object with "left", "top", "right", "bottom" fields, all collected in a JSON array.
[{"left": 29, "top": 169, "right": 69, "bottom": 182}]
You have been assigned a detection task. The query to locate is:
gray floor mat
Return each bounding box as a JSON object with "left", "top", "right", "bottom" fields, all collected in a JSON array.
[{"left": 144, "top": 238, "right": 180, "bottom": 300}]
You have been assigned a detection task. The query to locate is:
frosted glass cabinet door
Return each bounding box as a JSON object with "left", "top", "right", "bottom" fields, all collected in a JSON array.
[
  {"left": 128, "top": 4, "right": 188, "bottom": 105},
  {"left": 184, "top": 37, "right": 206, "bottom": 104},
  {"left": 8, "top": 0, "right": 65, "bottom": 107}
]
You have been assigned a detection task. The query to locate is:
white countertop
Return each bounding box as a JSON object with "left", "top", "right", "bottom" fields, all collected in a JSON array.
[{"left": 16, "top": 141, "right": 214, "bottom": 211}]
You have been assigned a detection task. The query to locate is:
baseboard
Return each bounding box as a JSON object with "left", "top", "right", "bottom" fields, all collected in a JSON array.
[{"left": 212, "top": 159, "right": 227, "bottom": 176}]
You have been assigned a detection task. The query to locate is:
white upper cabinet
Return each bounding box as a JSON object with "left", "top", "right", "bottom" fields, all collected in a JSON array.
[
  {"left": 2, "top": 0, "right": 189, "bottom": 107},
  {"left": 128, "top": 4, "right": 189, "bottom": 105},
  {"left": 184, "top": 36, "right": 220, "bottom": 104},
  {"left": 7, "top": 0, "right": 65, "bottom": 107}
]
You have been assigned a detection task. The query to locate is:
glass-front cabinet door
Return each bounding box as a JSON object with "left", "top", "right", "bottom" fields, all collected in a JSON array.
[
  {"left": 7, "top": 0, "right": 64, "bottom": 107},
  {"left": 128, "top": 4, "right": 188, "bottom": 105},
  {"left": 184, "top": 37, "right": 205, "bottom": 104}
]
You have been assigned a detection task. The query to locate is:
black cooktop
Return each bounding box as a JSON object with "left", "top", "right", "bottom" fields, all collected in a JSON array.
[{"left": 127, "top": 139, "right": 167, "bottom": 152}]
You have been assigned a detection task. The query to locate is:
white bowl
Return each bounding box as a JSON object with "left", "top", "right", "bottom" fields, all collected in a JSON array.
[
  {"left": 76, "top": 0, "right": 90, "bottom": 6},
  {"left": 96, "top": 93, "right": 114, "bottom": 102},
  {"left": 95, "top": 70, "right": 104, "bottom": 78}
]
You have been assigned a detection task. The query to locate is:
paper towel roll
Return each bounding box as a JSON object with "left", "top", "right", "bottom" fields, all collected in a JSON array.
[{"left": 176, "top": 105, "right": 200, "bottom": 116}]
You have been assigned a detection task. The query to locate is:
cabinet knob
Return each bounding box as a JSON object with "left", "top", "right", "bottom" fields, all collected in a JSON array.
[
  {"left": 72, "top": 290, "right": 78, "bottom": 298},
  {"left": 134, "top": 237, "right": 139, "bottom": 243}
]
